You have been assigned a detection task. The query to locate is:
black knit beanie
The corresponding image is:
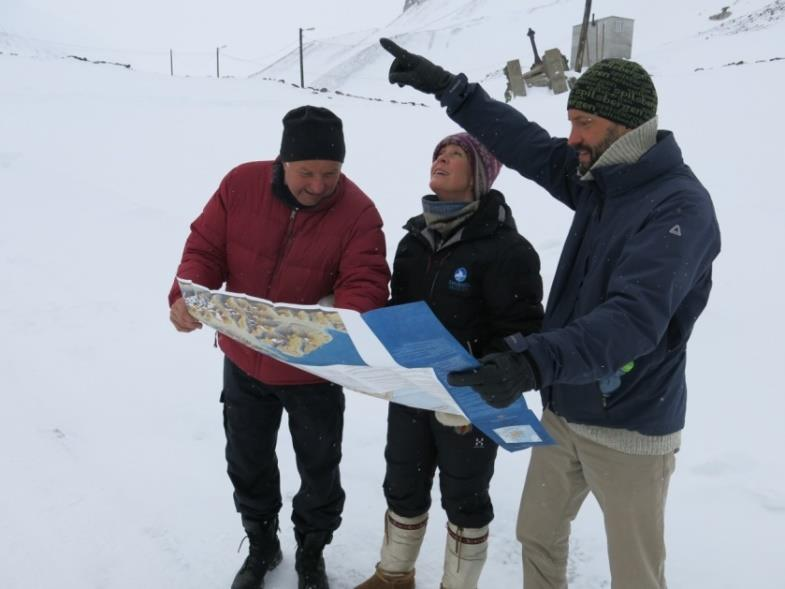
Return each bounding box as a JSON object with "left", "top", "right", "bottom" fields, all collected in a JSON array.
[
  {"left": 280, "top": 105, "right": 345, "bottom": 162},
  {"left": 567, "top": 58, "right": 657, "bottom": 129}
]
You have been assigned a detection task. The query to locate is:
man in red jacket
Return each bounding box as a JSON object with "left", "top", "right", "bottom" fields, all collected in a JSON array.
[{"left": 169, "top": 105, "right": 390, "bottom": 589}]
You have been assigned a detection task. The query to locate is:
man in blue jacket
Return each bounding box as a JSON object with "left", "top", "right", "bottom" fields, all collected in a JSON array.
[{"left": 379, "top": 39, "right": 720, "bottom": 589}]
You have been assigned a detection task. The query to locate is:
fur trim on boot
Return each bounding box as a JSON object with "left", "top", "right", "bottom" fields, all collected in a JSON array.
[{"left": 434, "top": 411, "right": 471, "bottom": 429}]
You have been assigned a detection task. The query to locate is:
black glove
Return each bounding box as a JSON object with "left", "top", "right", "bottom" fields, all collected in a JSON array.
[
  {"left": 482, "top": 337, "right": 511, "bottom": 355},
  {"left": 379, "top": 37, "right": 455, "bottom": 95},
  {"left": 447, "top": 352, "right": 539, "bottom": 409}
]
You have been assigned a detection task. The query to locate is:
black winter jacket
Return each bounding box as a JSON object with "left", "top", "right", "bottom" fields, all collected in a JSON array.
[{"left": 390, "top": 190, "right": 543, "bottom": 358}]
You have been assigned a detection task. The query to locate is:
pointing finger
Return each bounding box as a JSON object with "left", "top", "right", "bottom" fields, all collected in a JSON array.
[{"left": 379, "top": 37, "right": 407, "bottom": 59}]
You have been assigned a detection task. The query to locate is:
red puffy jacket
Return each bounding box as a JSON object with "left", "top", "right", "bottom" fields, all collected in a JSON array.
[{"left": 169, "top": 160, "right": 390, "bottom": 385}]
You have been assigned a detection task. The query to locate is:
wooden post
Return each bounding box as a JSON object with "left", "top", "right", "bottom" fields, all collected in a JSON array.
[
  {"left": 169, "top": 49, "right": 173, "bottom": 77},
  {"left": 298, "top": 27, "right": 314, "bottom": 88},
  {"left": 574, "top": 0, "right": 592, "bottom": 72},
  {"left": 299, "top": 28, "right": 305, "bottom": 88}
]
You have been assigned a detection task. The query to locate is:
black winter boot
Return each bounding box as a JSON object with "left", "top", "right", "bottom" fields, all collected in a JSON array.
[
  {"left": 231, "top": 516, "right": 283, "bottom": 589},
  {"left": 295, "top": 531, "right": 331, "bottom": 589}
]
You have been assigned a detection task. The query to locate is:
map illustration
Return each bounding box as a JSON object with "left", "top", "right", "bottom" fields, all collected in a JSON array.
[
  {"left": 181, "top": 282, "right": 365, "bottom": 366},
  {"left": 177, "top": 279, "right": 553, "bottom": 453}
]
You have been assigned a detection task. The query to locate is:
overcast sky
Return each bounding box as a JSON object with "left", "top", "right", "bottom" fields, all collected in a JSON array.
[{"left": 1, "top": 1, "right": 404, "bottom": 62}]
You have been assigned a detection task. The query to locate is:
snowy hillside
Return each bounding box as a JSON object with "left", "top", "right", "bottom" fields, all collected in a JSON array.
[
  {"left": 254, "top": 0, "right": 785, "bottom": 95},
  {"left": 1, "top": 1, "right": 784, "bottom": 588}
]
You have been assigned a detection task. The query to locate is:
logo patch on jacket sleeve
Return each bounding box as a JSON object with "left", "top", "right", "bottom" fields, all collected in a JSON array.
[{"left": 669, "top": 224, "right": 682, "bottom": 237}]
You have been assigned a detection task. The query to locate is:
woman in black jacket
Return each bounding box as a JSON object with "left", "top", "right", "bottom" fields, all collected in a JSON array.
[{"left": 356, "top": 133, "right": 544, "bottom": 589}]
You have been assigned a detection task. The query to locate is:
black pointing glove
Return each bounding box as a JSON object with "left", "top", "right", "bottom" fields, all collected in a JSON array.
[
  {"left": 379, "top": 37, "right": 455, "bottom": 96},
  {"left": 447, "top": 352, "right": 539, "bottom": 409}
]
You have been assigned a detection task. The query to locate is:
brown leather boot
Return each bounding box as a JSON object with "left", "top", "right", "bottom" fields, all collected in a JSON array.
[{"left": 355, "top": 566, "right": 415, "bottom": 589}]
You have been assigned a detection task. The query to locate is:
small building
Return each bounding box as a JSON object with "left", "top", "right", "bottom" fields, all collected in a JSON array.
[{"left": 571, "top": 16, "right": 634, "bottom": 69}]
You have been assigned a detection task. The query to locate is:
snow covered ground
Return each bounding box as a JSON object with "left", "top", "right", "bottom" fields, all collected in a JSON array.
[{"left": 1, "top": 1, "right": 784, "bottom": 587}]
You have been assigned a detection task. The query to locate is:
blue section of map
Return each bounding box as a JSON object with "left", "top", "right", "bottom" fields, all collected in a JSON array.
[{"left": 362, "top": 302, "right": 553, "bottom": 452}]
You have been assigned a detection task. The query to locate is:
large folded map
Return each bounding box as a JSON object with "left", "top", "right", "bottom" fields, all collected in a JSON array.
[{"left": 178, "top": 279, "right": 553, "bottom": 452}]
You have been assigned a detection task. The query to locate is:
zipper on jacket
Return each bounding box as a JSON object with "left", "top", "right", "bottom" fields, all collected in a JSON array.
[
  {"left": 427, "top": 250, "right": 453, "bottom": 300},
  {"left": 594, "top": 192, "right": 605, "bottom": 222},
  {"left": 265, "top": 208, "right": 298, "bottom": 299}
]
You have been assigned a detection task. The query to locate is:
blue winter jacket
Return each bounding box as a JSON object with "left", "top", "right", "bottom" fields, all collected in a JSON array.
[{"left": 439, "top": 75, "right": 721, "bottom": 435}]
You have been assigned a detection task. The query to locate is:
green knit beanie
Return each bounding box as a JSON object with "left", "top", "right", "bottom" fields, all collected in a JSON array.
[{"left": 567, "top": 58, "right": 657, "bottom": 129}]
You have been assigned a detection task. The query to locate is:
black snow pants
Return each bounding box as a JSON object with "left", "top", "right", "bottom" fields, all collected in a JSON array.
[
  {"left": 382, "top": 402, "right": 498, "bottom": 528},
  {"left": 221, "top": 357, "right": 346, "bottom": 535}
]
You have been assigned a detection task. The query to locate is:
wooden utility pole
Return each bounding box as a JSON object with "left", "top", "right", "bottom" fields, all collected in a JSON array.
[
  {"left": 298, "top": 27, "right": 315, "bottom": 88},
  {"left": 574, "top": 0, "right": 592, "bottom": 72},
  {"left": 299, "top": 28, "right": 305, "bottom": 88}
]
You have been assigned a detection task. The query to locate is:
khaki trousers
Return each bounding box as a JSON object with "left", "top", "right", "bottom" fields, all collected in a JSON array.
[{"left": 517, "top": 410, "right": 676, "bottom": 589}]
